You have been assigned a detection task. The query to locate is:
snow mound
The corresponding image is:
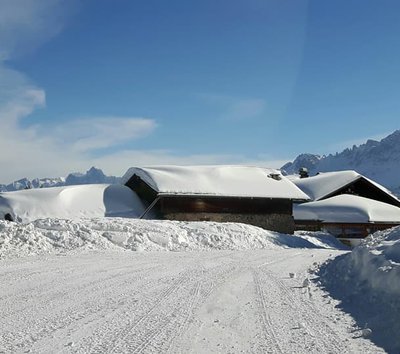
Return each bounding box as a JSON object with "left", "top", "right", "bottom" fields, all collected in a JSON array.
[
  {"left": 0, "top": 184, "right": 145, "bottom": 223},
  {"left": 317, "top": 226, "right": 400, "bottom": 353},
  {"left": 0, "top": 219, "right": 345, "bottom": 259}
]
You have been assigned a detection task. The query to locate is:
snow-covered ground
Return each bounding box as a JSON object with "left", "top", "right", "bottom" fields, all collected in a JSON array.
[
  {"left": 0, "top": 181, "right": 398, "bottom": 353},
  {"left": 0, "top": 218, "right": 391, "bottom": 353},
  {"left": 316, "top": 226, "right": 400, "bottom": 353},
  {"left": 0, "top": 249, "right": 383, "bottom": 353}
]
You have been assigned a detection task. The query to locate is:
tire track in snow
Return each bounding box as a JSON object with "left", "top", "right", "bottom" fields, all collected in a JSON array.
[
  {"left": 254, "top": 255, "right": 350, "bottom": 354},
  {"left": 0, "top": 263, "right": 160, "bottom": 353},
  {"left": 85, "top": 268, "right": 198, "bottom": 354},
  {"left": 250, "top": 254, "right": 301, "bottom": 354},
  {"left": 253, "top": 270, "right": 284, "bottom": 354},
  {"left": 96, "top": 259, "right": 242, "bottom": 354}
]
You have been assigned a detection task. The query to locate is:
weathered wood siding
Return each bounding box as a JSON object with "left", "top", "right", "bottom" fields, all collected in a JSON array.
[
  {"left": 163, "top": 212, "right": 295, "bottom": 234},
  {"left": 159, "top": 196, "right": 292, "bottom": 215}
]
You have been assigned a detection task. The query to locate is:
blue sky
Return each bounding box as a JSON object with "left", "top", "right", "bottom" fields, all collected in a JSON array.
[{"left": 1, "top": 0, "right": 400, "bottom": 181}]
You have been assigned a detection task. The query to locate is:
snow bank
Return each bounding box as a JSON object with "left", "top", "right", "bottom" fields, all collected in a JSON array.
[
  {"left": 294, "top": 194, "right": 400, "bottom": 223},
  {"left": 121, "top": 165, "right": 310, "bottom": 199},
  {"left": 0, "top": 184, "right": 145, "bottom": 223},
  {"left": 317, "top": 226, "right": 400, "bottom": 353},
  {"left": 0, "top": 218, "right": 345, "bottom": 259}
]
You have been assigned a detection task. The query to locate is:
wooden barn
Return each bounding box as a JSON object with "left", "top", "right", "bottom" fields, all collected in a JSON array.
[
  {"left": 291, "top": 171, "right": 400, "bottom": 245},
  {"left": 292, "top": 170, "right": 400, "bottom": 207},
  {"left": 121, "top": 165, "right": 310, "bottom": 234},
  {"left": 294, "top": 194, "right": 400, "bottom": 246}
]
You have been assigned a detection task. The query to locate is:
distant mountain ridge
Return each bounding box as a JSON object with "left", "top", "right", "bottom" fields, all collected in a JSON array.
[
  {"left": 2, "top": 131, "right": 400, "bottom": 195},
  {"left": 281, "top": 130, "right": 400, "bottom": 194},
  {"left": 0, "top": 167, "right": 120, "bottom": 192}
]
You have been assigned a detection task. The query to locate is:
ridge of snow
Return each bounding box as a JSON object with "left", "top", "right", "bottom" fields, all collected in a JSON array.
[{"left": 0, "top": 218, "right": 346, "bottom": 259}]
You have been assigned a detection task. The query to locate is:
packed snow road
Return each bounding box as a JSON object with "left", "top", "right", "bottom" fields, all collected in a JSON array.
[{"left": 0, "top": 249, "right": 383, "bottom": 354}]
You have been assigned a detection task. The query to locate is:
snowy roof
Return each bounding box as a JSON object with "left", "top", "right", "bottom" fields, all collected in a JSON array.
[
  {"left": 0, "top": 184, "right": 145, "bottom": 223},
  {"left": 121, "top": 165, "right": 310, "bottom": 200},
  {"left": 294, "top": 195, "right": 400, "bottom": 223},
  {"left": 292, "top": 170, "right": 400, "bottom": 203}
]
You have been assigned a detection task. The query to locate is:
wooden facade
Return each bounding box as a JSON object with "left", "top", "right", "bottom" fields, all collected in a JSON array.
[
  {"left": 295, "top": 220, "right": 400, "bottom": 238},
  {"left": 321, "top": 177, "right": 400, "bottom": 207},
  {"left": 158, "top": 196, "right": 292, "bottom": 215}
]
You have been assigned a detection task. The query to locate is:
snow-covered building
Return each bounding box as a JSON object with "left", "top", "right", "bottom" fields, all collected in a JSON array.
[
  {"left": 292, "top": 170, "right": 400, "bottom": 207},
  {"left": 289, "top": 170, "right": 400, "bottom": 243},
  {"left": 121, "top": 165, "right": 310, "bottom": 234},
  {"left": 294, "top": 195, "right": 400, "bottom": 245}
]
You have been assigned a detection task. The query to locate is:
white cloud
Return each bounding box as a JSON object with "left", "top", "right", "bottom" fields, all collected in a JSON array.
[
  {"left": 48, "top": 117, "right": 157, "bottom": 152},
  {"left": 0, "top": 2, "right": 285, "bottom": 183},
  {"left": 0, "top": 0, "right": 74, "bottom": 59}
]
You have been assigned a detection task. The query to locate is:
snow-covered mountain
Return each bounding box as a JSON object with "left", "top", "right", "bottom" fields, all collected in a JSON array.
[
  {"left": 281, "top": 130, "right": 400, "bottom": 194},
  {"left": 0, "top": 167, "right": 120, "bottom": 192},
  {"left": 64, "top": 166, "right": 119, "bottom": 186}
]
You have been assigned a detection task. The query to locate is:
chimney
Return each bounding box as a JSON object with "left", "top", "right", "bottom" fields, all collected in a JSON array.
[{"left": 299, "top": 167, "right": 309, "bottom": 178}]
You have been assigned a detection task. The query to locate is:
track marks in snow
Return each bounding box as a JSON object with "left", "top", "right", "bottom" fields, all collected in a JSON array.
[
  {"left": 0, "top": 250, "right": 384, "bottom": 354},
  {"left": 253, "top": 270, "right": 284, "bottom": 354}
]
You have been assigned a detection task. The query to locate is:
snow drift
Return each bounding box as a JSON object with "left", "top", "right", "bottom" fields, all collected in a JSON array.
[
  {"left": 0, "top": 218, "right": 346, "bottom": 259},
  {"left": 0, "top": 184, "right": 145, "bottom": 223},
  {"left": 317, "top": 226, "right": 400, "bottom": 353}
]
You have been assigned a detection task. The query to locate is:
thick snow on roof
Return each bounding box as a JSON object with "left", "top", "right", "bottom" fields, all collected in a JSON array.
[
  {"left": 0, "top": 184, "right": 145, "bottom": 223},
  {"left": 292, "top": 170, "right": 400, "bottom": 203},
  {"left": 294, "top": 194, "right": 400, "bottom": 223},
  {"left": 292, "top": 171, "right": 361, "bottom": 200},
  {"left": 121, "top": 165, "right": 310, "bottom": 200}
]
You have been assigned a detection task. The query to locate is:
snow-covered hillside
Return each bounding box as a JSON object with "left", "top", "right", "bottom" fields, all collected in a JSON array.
[
  {"left": 317, "top": 226, "right": 400, "bottom": 353},
  {"left": 281, "top": 130, "right": 400, "bottom": 193},
  {"left": 0, "top": 167, "right": 119, "bottom": 192}
]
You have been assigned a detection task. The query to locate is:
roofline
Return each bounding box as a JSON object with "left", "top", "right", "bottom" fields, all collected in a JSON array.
[
  {"left": 318, "top": 176, "right": 363, "bottom": 200},
  {"left": 318, "top": 175, "right": 400, "bottom": 206}
]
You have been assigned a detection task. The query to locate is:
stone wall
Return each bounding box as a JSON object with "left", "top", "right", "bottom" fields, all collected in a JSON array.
[{"left": 162, "top": 212, "right": 295, "bottom": 234}]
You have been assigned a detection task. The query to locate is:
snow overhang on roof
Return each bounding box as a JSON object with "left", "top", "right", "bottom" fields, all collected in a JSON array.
[
  {"left": 121, "top": 165, "right": 310, "bottom": 200},
  {"left": 292, "top": 170, "right": 400, "bottom": 204},
  {"left": 294, "top": 194, "right": 400, "bottom": 224}
]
